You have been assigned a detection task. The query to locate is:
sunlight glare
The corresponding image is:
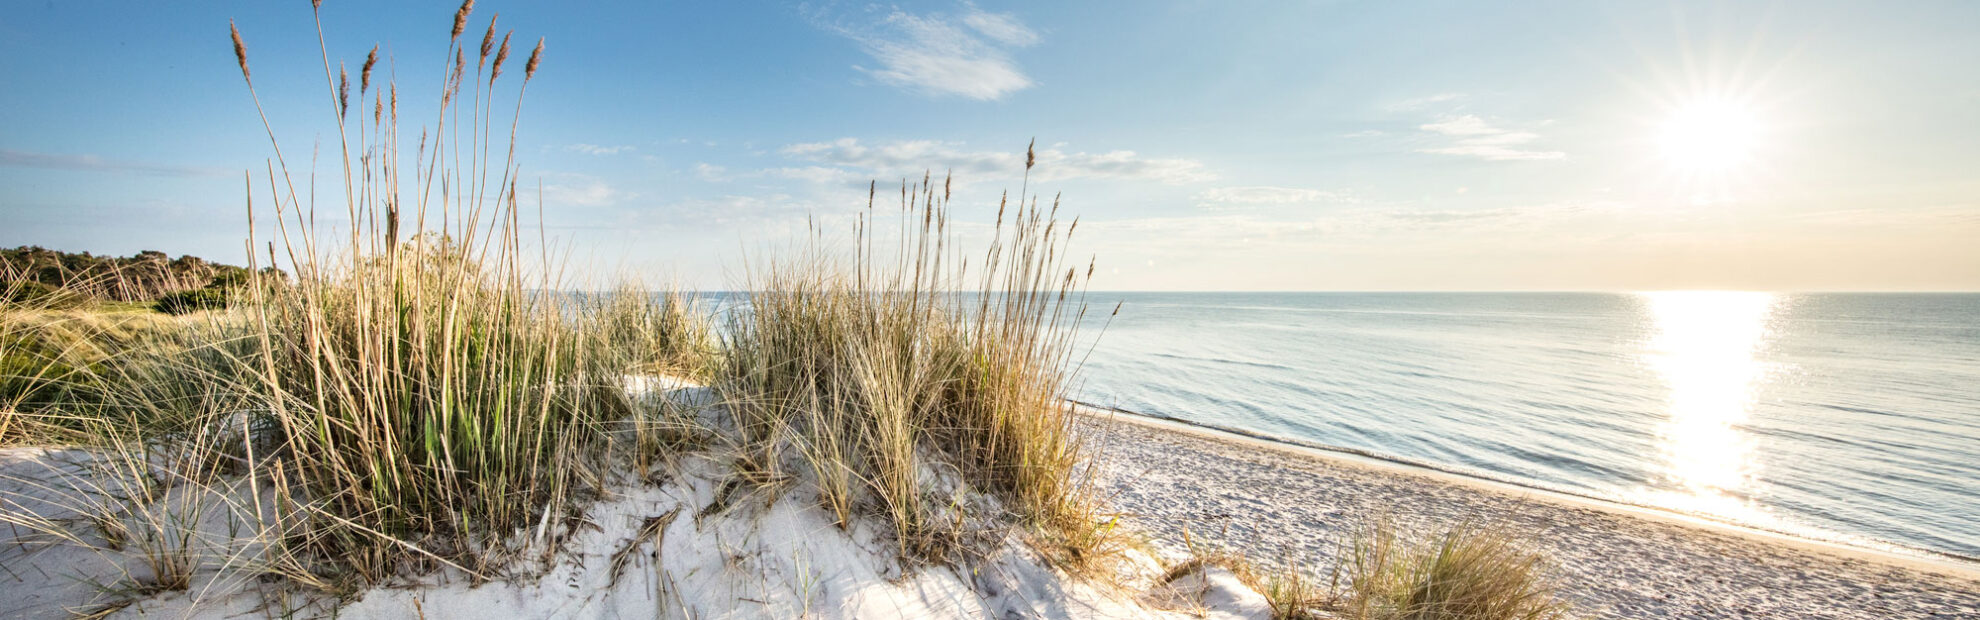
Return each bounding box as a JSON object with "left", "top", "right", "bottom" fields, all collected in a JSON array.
[
  {"left": 1638, "top": 291, "right": 1779, "bottom": 523},
  {"left": 1657, "top": 98, "right": 1762, "bottom": 174}
]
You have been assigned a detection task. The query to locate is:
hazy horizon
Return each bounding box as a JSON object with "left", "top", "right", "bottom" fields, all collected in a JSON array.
[{"left": 4, "top": 1, "right": 1978, "bottom": 292}]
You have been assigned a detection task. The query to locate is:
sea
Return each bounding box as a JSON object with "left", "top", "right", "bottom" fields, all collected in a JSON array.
[{"left": 1067, "top": 292, "right": 1980, "bottom": 562}]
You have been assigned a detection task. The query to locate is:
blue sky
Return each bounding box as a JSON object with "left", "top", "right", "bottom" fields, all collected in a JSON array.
[{"left": 3, "top": 1, "right": 1977, "bottom": 290}]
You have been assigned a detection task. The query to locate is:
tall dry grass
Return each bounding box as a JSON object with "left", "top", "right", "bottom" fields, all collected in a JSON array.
[
  {"left": 584, "top": 285, "right": 715, "bottom": 379},
  {"left": 217, "top": 0, "right": 671, "bottom": 581},
  {"left": 717, "top": 164, "right": 1117, "bottom": 567}
]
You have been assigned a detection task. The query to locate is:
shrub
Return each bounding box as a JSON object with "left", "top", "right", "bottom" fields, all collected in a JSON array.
[
  {"left": 2, "top": 280, "right": 77, "bottom": 306},
  {"left": 154, "top": 288, "right": 229, "bottom": 315}
]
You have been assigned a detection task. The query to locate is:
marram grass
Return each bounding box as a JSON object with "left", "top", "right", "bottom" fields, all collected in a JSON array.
[
  {"left": 1331, "top": 516, "right": 1575, "bottom": 620},
  {"left": 716, "top": 168, "right": 1120, "bottom": 568}
]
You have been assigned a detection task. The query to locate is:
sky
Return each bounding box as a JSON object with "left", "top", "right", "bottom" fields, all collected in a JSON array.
[{"left": 3, "top": 0, "right": 1978, "bottom": 291}]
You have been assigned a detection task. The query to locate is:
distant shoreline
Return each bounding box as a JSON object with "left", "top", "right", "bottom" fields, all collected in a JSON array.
[{"left": 1071, "top": 398, "right": 1980, "bottom": 579}]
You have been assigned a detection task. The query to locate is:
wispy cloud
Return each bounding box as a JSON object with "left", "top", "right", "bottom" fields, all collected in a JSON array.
[
  {"left": 780, "top": 138, "right": 1214, "bottom": 184},
  {"left": 1417, "top": 115, "right": 1564, "bottom": 161},
  {"left": 565, "top": 144, "right": 636, "bottom": 156},
  {"left": 961, "top": 10, "right": 1039, "bottom": 47},
  {"left": 693, "top": 162, "right": 729, "bottom": 182},
  {"left": 540, "top": 173, "right": 630, "bottom": 207},
  {"left": 1196, "top": 186, "right": 1354, "bottom": 208},
  {"left": 0, "top": 148, "right": 226, "bottom": 177},
  {"left": 694, "top": 161, "right": 868, "bottom": 187},
  {"left": 816, "top": 6, "right": 1038, "bottom": 100}
]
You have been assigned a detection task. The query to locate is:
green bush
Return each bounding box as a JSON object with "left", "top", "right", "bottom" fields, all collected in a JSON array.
[
  {"left": 3, "top": 280, "right": 86, "bottom": 307},
  {"left": 154, "top": 288, "right": 228, "bottom": 315}
]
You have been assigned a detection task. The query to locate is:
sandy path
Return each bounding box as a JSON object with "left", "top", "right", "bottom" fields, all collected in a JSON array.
[{"left": 1085, "top": 412, "right": 1980, "bottom": 619}]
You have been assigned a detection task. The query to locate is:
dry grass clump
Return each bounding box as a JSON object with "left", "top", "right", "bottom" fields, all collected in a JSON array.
[
  {"left": 1330, "top": 516, "right": 1574, "bottom": 620},
  {"left": 1168, "top": 515, "right": 1570, "bottom": 620},
  {"left": 251, "top": 236, "right": 622, "bottom": 580},
  {"left": 718, "top": 170, "right": 1114, "bottom": 567},
  {"left": 585, "top": 285, "right": 715, "bottom": 379},
  {"left": 1162, "top": 531, "right": 1328, "bottom": 619}
]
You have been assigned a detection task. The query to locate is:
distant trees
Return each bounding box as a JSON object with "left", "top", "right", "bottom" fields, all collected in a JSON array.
[{"left": 0, "top": 246, "right": 270, "bottom": 303}]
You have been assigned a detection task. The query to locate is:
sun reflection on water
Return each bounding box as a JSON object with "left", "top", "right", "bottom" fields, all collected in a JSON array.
[{"left": 1638, "top": 291, "right": 1780, "bottom": 523}]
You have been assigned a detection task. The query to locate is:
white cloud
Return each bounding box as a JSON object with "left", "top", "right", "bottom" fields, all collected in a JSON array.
[
  {"left": 651, "top": 193, "right": 825, "bottom": 226},
  {"left": 540, "top": 173, "right": 629, "bottom": 207},
  {"left": 961, "top": 10, "right": 1039, "bottom": 47},
  {"left": 565, "top": 144, "right": 636, "bottom": 156},
  {"left": 820, "top": 7, "right": 1037, "bottom": 100},
  {"left": 1196, "top": 186, "right": 1354, "bottom": 208},
  {"left": 1419, "top": 115, "right": 1501, "bottom": 136},
  {"left": 1417, "top": 115, "right": 1564, "bottom": 161},
  {"left": 695, "top": 161, "right": 868, "bottom": 187},
  {"left": 781, "top": 138, "right": 1214, "bottom": 184},
  {"left": 693, "top": 163, "right": 729, "bottom": 182}
]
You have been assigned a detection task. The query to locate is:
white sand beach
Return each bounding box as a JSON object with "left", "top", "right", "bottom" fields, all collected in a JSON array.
[{"left": 1087, "top": 409, "right": 1980, "bottom": 619}]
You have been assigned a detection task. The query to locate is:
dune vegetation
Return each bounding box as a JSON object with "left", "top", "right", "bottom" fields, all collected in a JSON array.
[{"left": 0, "top": 2, "right": 1571, "bottom": 618}]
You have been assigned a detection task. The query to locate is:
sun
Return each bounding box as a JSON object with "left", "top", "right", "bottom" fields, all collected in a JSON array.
[{"left": 1657, "top": 97, "right": 1762, "bottom": 174}]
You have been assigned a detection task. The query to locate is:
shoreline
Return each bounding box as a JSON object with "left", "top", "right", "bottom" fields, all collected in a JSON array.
[{"left": 1073, "top": 401, "right": 1980, "bottom": 582}]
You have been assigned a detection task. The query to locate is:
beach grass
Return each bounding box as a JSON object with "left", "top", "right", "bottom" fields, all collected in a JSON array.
[
  {"left": 211, "top": 0, "right": 677, "bottom": 582},
  {"left": 715, "top": 167, "right": 1116, "bottom": 567},
  {"left": 1329, "top": 516, "right": 1573, "bottom": 620}
]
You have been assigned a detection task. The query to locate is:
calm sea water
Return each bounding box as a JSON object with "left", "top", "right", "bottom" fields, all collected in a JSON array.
[{"left": 1069, "top": 292, "right": 1980, "bottom": 561}]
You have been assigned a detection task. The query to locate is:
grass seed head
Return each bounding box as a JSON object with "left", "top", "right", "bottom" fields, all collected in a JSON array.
[
  {"left": 525, "top": 38, "right": 543, "bottom": 81},
  {"left": 490, "top": 32, "right": 512, "bottom": 84},
  {"left": 452, "top": 0, "right": 475, "bottom": 40},
  {"left": 361, "top": 45, "right": 377, "bottom": 92},
  {"left": 338, "top": 63, "right": 350, "bottom": 116},
  {"left": 229, "top": 20, "right": 249, "bottom": 83},
  {"left": 479, "top": 15, "right": 497, "bottom": 63}
]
